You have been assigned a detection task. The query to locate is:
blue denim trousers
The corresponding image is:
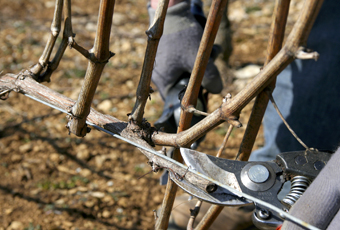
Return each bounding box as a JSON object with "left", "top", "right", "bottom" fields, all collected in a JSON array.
[{"left": 250, "top": 0, "right": 340, "bottom": 162}]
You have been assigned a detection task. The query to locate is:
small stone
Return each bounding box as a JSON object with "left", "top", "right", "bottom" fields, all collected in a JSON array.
[
  {"left": 30, "top": 188, "right": 41, "bottom": 196},
  {"left": 91, "top": 191, "right": 105, "bottom": 199},
  {"left": 68, "top": 188, "right": 78, "bottom": 195},
  {"left": 234, "top": 64, "right": 261, "bottom": 79},
  {"left": 19, "top": 143, "right": 32, "bottom": 153},
  {"left": 103, "top": 195, "right": 114, "bottom": 203},
  {"left": 55, "top": 199, "right": 65, "bottom": 205},
  {"left": 84, "top": 221, "right": 94, "bottom": 228},
  {"left": 97, "top": 100, "right": 112, "bottom": 113},
  {"left": 229, "top": 2, "right": 247, "bottom": 22},
  {"left": 126, "top": 80, "right": 134, "bottom": 89},
  {"left": 63, "top": 221, "right": 73, "bottom": 227},
  {"left": 10, "top": 154, "right": 22, "bottom": 163},
  {"left": 44, "top": 1, "right": 55, "bottom": 8},
  {"left": 5, "top": 208, "right": 13, "bottom": 215},
  {"left": 153, "top": 194, "right": 163, "bottom": 203},
  {"left": 109, "top": 142, "right": 117, "bottom": 148},
  {"left": 118, "top": 197, "right": 129, "bottom": 208},
  {"left": 116, "top": 207, "right": 123, "bottom": 213},
  {"left": 121, "top": 41, "right": 132, "bottom": 52},
  {"left": 76, "top": 150, "right": 90, "bottom": 161},
  {"left": 106, "top": 187, "right": 115, "bottom": 193},
  {"left": 77, "top": 186, "right": 88, "bottom": 192},
  {"left": 79, "top": 168, "right": 92, "bottom": 177},
  {"left": 53, "top": 221, "right": 61, "bottom": 228},
  {"left": 69, "top": 87, "right": 81, "bottom": 100},
  {"left": 49, "top": 153, "right": 61, "bottom": 163},
  {"left": 57, "top": 165, "right": 75, "bottom": 175},
  {"left": 7, "top": 221, "right": 23, "bottom": 230},
  {"left": 84, "top": 200, "right": 96, "bottom": 208},
  {"left": 85, "top": 22, "right": 97, "bottom": 32},
  {"left": 95, "top": 155, "right": 107, "bottom": 167},
  {"left": 102, "top": 210, "right": 111, "bottom": 218},
  {"left": 77, "top": 144, "right": 87, "bottom": 150},
  {"left": 112, "top": 12, "right": 126, "bottom": 25},
  {"left": 108, "top": 152, "right": 118, "bottom": 161}
]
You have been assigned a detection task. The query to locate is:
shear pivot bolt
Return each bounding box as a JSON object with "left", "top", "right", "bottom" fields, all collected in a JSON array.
[
  {"left": 205, "top": 183, "right": 217, "bottom": 193},
  {"left": 258, "top": 209, "right": 270, "bottom": 220},
  {"left": 248, "top": 165, "right": 269, "bottom": 183}
]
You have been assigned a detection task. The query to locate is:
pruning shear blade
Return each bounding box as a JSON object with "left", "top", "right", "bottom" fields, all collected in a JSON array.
[{"left": 175, "top": 148, "right": 250, "bottom": 206}]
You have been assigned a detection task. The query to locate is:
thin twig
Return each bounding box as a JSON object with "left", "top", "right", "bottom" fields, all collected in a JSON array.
[
  {"left": 153, "top": 210, "right": 158, "bottom": 220},
  {"left": 267, "top": 91, "right": 309, "bottom": 150},
  {"left": 187, "top": 200, "right": 203, "bottom": 230},
  {"left": 71, "top": 41, "right": 92, "bottom": 60},
  {"left": 187, "top": 106, "right": 210, "bottom": 117},
  {"left": 216, "top": 124, "right": 234, "bottom": 158},
  {"left": 30, "top": 0, "right": 64, "bottom": 78},
  {"left": 186, "top": 106, "right": 241, "bottom": 128},
  {"left": 40, "top": 0, "right": 74, "bottom": 82},
  {"left": 295, "top": 47, "right": 319, "bottom": 60}
]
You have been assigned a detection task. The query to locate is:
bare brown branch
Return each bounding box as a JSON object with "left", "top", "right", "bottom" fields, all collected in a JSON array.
[
  {"left": 156, "top": 0, "right": 229, "bottom": 228},
  {"left": 237, "top": 0, "right": 291, "bottom": 161},
  {"left": 39, "top": 0, "right": 74, "bottom": 82},
  {"left": 130, "top": 0, "right": 169, "bottom": 125},
  {"left": 30, "top": 0, "right": 64, "bottom": 78},
  {"left": 67, "top": 0, "right": 115, "bottom": 137}
]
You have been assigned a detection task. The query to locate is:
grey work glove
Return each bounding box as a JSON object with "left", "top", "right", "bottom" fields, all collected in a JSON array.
[
  {"left": 282, "top": 147, "right": 340, "bottom": 229},
  {"left": 148, "top": 1, "right": 223, "bottom": 100}
]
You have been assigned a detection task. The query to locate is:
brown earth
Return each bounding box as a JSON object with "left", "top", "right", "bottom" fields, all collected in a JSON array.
[{"left": 0, "top": 0, "right": 303, "bottom": 229}]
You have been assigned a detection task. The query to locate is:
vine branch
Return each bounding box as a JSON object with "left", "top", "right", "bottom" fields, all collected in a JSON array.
[
  {"left": 67, "top": 0, "right": 115, "bottom": 137},
  {"left": 129, "top": 0, "right": 169, "bottom": 126}
]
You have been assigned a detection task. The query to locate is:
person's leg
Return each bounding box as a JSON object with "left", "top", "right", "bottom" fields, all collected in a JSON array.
[{"left": 249, "top": 61, "right": 298, "bottom": 162}]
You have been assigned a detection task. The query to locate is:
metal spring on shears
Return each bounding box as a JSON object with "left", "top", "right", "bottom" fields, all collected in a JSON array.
[{"left": 282, "top": 175, "right": 311, "bottom": 207}]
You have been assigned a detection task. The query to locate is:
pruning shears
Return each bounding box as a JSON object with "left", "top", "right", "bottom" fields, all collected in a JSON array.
[{"left": 167, "top": 148, "right": 332, "bottom": 229}]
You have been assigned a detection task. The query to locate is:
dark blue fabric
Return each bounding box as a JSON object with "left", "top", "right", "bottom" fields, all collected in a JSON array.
[{"left": 274, "top": 0, "right": 340, "bottom": 153}]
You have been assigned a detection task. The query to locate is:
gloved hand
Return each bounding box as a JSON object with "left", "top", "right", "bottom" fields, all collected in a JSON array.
[
  {"left": 148, "top": 0, "right": 223, "bottom": 100},
  {"left": 282, "top": 147, "right": 340, "bottom": 229}
]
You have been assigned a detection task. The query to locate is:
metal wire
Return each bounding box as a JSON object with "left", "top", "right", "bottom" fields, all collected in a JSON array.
[
  {"left": 23, "top": 93, "right": 320, "bottom": 230},
  {"left": 267, "top": 92, "right": 310, "bottom": 150}
]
